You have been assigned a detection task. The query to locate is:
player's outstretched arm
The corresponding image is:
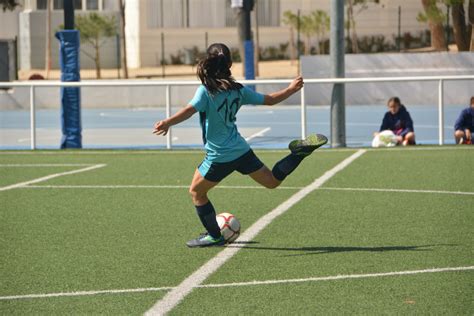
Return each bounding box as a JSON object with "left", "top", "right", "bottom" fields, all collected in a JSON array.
[
  {"left": 264, "top": 76, "right": 304, "bottom": 106},
  {"left": 153, "top": 104, "right": 197, "bottom": 136}
]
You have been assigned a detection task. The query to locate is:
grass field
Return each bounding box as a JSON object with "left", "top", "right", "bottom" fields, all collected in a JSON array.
[{"left": 1, "top": 147, "right": 473, "bottom": 315}]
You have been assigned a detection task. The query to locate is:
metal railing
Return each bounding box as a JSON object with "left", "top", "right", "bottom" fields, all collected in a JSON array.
[{"left": 1, "top": 74, "right": 473, "bottom": 149}]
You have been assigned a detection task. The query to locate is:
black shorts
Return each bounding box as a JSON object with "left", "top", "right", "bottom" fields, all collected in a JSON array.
[{"left": 198, "top": 149, "right": 264, "bottom": 182}]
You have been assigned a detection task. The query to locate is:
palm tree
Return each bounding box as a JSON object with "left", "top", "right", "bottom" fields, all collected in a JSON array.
[
  {"left": 282, "top": 10, "right": 299, "bottom": 62},
  {"left": 312, "top": 10, "right": 330, "bottom": 54},
  {"left": 300, "top": 14, "right": 315, "bottom": 55}
]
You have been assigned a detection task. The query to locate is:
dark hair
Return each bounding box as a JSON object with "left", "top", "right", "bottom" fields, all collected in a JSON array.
[
  {"left": 197, "top": 43, "right": 242, "bottom": 94},
  {"left": 470, "top": 96, "right": 474, "bottom": 105},
  {"left": 387, "top": 97, "right": 401, "bottom": 106}
]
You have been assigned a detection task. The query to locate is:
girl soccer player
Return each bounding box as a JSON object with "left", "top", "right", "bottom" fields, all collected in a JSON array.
[{"left": 153, "top": 43, "right": 327, "bottom": 247}]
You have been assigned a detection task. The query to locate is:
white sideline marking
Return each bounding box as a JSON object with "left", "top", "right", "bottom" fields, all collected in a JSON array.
[
  {"left": 0, "top": 164, "right": 106, "bottom": 192},
  {"left": 0, "top": 286, "right": 174, "bottom": 301},
  {"left": 21, "top": 185, "right": 301, "bottom": 190},
  {"left": 321, "top": 187, "right": 474, "bottom": 196},
  {"left": 1, "top": 266, "right": 472, "bottom": 301},
  {"left": 0, "top": 164, "right": 93, "bottom": 167},
  {"left": 0, "top": 146, "right": 471, "bottom": 155},
  {"left": 18, "top": 185, "right": 472, "bottom": 196},
  {"left": 201, "top": 266, "right": 474, "bottom": 289},
  {"left": 245, "top": 127, "right": 271, "bottom": 142},
  {"left": 145, "top": 149, "right": 367, "bottom": 315}
]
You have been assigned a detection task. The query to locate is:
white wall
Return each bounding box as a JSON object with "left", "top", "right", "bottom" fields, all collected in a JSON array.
[
  {"left": 0, "top": 6, "right": 21, "bottom": 40},
  {"left": 301, "top": 52, "right": 474, "bottom": 106},
  {"left": 18, "top": 10, "right": 120, "bottom": 70}
]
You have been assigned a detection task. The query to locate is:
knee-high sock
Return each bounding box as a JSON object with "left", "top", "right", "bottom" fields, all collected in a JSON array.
[
  {"left": 195, "top": 201, "right": 221, "bottom": 239},
  {"left": 272, "top": 153, "right": 305, "bottom": 181}
]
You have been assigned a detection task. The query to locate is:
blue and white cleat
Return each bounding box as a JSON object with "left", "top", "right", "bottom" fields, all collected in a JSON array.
[{"left": 186, "top": 233, "right": 226, "bottom": 248}]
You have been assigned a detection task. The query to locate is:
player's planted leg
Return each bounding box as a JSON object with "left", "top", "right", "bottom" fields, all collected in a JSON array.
[
  {"left": 186, "top": 201, "right": 225, "bottom": 248},
  {"left": 187, "top": 170, "right": 225, "bottom": 248}
]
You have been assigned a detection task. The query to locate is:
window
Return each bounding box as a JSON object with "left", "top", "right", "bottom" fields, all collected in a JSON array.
[
  {"left": 256, "top": 0, "right": 280, "bottom": 27},
  {"left": 147, "top": 0, "right": 185, "bottom": 29},
  {"left": 37, "top": 0, "right": 47, "bottom": 10},
  {"left": 86, "top": 0, "right": 99, "bottom": 10},
  {"left": 52, "top": 0, "right": 82, "bottom": 10},
  {"left": 37, "top": 0, "right": 98, "bottom": 11},
  {"left": 225, "top": 0, "right": 280, "bottom": 27}
]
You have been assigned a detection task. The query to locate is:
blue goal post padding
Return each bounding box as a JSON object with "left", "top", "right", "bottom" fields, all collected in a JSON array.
[
  {"left": 55, "top": 30, "right": 82, "bottom": 149},
  {"left": 244, "top": 40, "right": 255, "bottom": 93}
]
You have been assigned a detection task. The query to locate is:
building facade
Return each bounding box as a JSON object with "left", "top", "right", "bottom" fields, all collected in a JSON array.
[{"left": 0, "top": 0, "right": 443, "bottom": 71}]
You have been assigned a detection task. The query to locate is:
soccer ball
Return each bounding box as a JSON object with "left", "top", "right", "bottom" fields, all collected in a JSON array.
[{"left": 216, "top": 212, "right": 240, "bottom": 243}]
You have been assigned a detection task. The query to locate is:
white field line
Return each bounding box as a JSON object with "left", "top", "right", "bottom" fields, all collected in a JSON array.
[
  {"left": 19, "top": 185, "right": 473, "bottom": 196},
  {"left": 0, "top": 164, "right": 94, "bottom": 167},
  {"left": 0, "top": 146, "right": 472, "bottom": 155},
  {"left": 0, "top": 149, "right": 345, "bottom": 155},
  {"left": 245, "top": 127, "right": 271, "bottom": 142},
  {"left": 321, "top": 187, "right": 474, "bottom": 196},
  {"left": 22, "top": 185, "right": 301, "bottom": 190},
  {"left": 201, "top": 266, "right": 474, "bottom": 289},
  {"left": 0, "top": 164, "right": 106, "bottom": 192},
  {"left": 0, "top": 286, "right": 174, "bottom": 301},
  {"left": 145, "top": 149, "right": 367, "bottom": 316},
  {"left": 1, "top": 266, "right": 472, "bottom": 301}
]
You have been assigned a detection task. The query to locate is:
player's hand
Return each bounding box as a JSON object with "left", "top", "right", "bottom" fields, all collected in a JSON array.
[
  {"left": 465, "top": 129, "right": 472, "bottom": 140},
  {"left": 288, "top": 76, "right": 304, "bottom": 93},
  {"left": 153, "top": 120, "right": 170, "bottom": 136}
]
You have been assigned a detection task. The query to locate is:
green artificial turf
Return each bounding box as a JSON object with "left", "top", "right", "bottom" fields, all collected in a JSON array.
[
  {"left": 0, "top": 167, "right": 78, "bottom": 187},
  {"left": 172, "top": 270, "right": 473, "bottom": 315},
  {"left": 1, "top": 291, "right": 166, "bottom": 315},
  {"left": 1, "top": 148, "right": 473, "bottom": 314}
]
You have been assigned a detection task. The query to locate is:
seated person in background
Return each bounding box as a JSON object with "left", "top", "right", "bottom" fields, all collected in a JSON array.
[
  {"left": 454, "top": 97, "right": 474, "bottom": 144},
  {"left": 377, "top": 97, "right": 415, "bottom": 146}
]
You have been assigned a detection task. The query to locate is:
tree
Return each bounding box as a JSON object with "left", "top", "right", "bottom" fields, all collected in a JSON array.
[
  {"left": 312, "top": 10, "right": 330, "bottom": 54},
  {"left": 345, "top": 0, "right": 380, "bottom": 53},
  {"left": 418, "top": 0, "right": 473, "bottom": 51},
  {"left": 346, "top": 0, "right": 359, "bottom": 53},
  {"left": 301, "top": 14, "right": 316, "bottom": 55},
  {"left": 73, "top": 13, "right": 117, "bottom": 79},
  {"left": 0, "top": 0, "right": 19, "bottom": 11},
  {"left": 283, "top": 10, "right": 330, "bottom": 56},
  {"left": 470, "top": 0, "right": 474, "bottom": 51},
  {"left": 282, "top": 10, "right": 299, "bottom": 61},
  {"left": 417, "top": 0, "right": 447, "bottom": 50},
  {"left": 118, "top": 0, "right": 128, "bottom": 78},
  {"left": 450, "top": 0, "right": 471, "bottom": 51}
]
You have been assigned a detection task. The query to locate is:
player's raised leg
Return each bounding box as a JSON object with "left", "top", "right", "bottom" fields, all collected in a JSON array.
[
  {"left": 271, "top": 133, "right": 328, "bottom": 181},
  {"left": 249, "top": 165, "right": 281, "bottom": 189},
  {"left": 187, "top": 169, "right": 225, "bottom": 247},
  {"left": 250, "top": 134, "right": 328, "bottom": 187}
]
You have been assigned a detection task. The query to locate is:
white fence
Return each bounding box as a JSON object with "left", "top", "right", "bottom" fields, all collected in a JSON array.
[{"left": 1, "top": 75, "right": 473, "bottom": 150}]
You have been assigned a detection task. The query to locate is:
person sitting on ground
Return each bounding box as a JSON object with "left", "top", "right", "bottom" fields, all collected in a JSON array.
[
  {"left": 376, "top": 97, "right": 416, "bottom": 146},
  {"left": 454, "top": 96, "right": 474, "bottom": 145}
]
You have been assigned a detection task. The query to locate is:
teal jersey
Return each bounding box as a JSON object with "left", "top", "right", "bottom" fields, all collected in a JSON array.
[{"left": 189, "top": 85, "right": 265, "bottom": 163}]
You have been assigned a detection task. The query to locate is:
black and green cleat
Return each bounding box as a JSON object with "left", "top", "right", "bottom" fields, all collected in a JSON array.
[
  {"left": 289, "top": 134, "right": 328, "bottom": 157},
  {"left": 186, "top": 233, "right": 226, "bottom": 248}
]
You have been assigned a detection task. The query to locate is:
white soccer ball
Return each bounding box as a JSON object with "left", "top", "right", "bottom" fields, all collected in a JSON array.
[{"left": 216, "top": 212, "right": 241, "bottom": 243}]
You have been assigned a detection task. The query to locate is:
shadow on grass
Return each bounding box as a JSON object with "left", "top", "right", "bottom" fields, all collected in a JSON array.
[{"left": 228, "top": 244, "right": 457, "bottom": 257}]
